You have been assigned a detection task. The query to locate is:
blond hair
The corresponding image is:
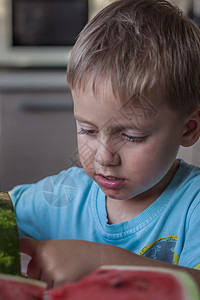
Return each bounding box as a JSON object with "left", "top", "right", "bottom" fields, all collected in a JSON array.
[{"left": 67, "top": 0, "right": 200, "bottom": 116}]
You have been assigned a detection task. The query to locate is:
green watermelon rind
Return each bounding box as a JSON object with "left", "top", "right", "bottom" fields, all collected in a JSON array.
[
  {"left": 101, "top": 265, "right": 200, "bottom": 300},
  {"left": 0, "top": 192, "right": 21, "bottom": 275},
  {"left": 176, "top": 270, "right": 200, "bottom": 300},
  {"left": 0, "top": 272, "right": 47, "bottom": 289}
]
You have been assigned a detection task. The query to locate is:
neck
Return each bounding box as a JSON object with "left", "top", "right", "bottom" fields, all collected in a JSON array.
[{"left": 106, "top": 160, "right": 179, "bottom": 224}]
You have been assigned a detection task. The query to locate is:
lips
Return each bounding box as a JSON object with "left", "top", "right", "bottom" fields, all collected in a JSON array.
[{"left": 96, "top": 174, "right": 125, "bottom": 189}]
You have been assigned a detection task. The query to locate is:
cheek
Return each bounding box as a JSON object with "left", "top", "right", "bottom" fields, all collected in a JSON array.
[
  {"left": 124, "top": 144, "right": 172, "bottom": 180},
  {"left": 136, "top": 147, "right": 174, "bottom": 181},
  {"left": 123, "top": 148, "right": 153, "bottom": 180},
  {"left": 77, "top": 137, "right": 95, "bottom": 171}
]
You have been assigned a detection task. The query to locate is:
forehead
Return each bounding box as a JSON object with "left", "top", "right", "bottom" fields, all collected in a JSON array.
[
  {"left": 72, "top": 73, "right": 165, "bottom": 104},
  {"left": 72, "top": 76, "right": 163, "bottom": 122}
]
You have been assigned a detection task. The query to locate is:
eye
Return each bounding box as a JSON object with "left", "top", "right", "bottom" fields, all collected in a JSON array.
[
  {"left": 121, "top": 133, "right": 147, "bottom": 143},
  {"left": 77, "top": 128, "right": 98, "bottom": 136}
]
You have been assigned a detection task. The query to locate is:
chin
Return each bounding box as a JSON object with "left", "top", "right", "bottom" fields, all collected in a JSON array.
[{"left": 102, "top": 188, "right": 127, "bottom": 200}]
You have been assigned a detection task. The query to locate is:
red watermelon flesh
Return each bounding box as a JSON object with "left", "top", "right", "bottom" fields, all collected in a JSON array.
[
  {"left": 46, "top": 266, "right": 199, "bottom": 300},
  {"left": 0, "top": 273, "right": 47, "bottom": 300}
]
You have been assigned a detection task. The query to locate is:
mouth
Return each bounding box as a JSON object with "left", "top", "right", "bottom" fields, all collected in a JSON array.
[{"left": 96, "top": 174, "right": 126, "bottom": 189}]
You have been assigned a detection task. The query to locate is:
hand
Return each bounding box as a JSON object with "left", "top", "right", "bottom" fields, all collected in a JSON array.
[
  {"left": 20, "top": 237, "right": 200, "bottom": 290},
  {"left": 19, "top": 238, "right": 103, "bottom": 288}
]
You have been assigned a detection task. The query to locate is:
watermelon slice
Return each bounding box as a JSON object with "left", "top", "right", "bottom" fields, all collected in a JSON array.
[
  {"left": 0, "top": 192, "right": 20, "bottom": 275},
  {"left": 0, "top": 273, "right": 47, "bottom": 300},
  {"left": 46, "top": 266, "right": 200, "bottom": 300}
]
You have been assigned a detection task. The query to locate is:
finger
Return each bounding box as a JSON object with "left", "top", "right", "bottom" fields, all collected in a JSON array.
[
  {"left": 26, "top": 256, "right": 42, "bottom": 280},
  {"left": 19, "top": 237, "right": 38, "bottom": 256},
  {"left": 39, "top": 267, "right": 55, "bottom": 289},
  {"left": 41, "top": 275, "right": 54, "bottom": 290}
]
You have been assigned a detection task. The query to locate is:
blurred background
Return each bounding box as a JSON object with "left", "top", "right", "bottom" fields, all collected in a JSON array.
[{"left": 0, "top": 0, "right": 199, "bottom": 191}]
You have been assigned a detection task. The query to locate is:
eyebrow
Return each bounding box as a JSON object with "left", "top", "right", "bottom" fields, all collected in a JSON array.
[
  {"left": 74, "top": 115, "right": 96, "bottom": 126},
  {"left": 74, "top": 115, "right": 149, "bottom": 132}
]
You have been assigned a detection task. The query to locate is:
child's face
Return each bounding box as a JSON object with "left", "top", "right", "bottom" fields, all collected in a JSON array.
[{"left": 72, "top": 79, "right": 185, "bottom": 202}]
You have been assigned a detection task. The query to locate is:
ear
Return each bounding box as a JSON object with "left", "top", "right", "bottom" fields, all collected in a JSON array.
[{"left": 181, "top": 109, "right": 200, "bottom": 147}]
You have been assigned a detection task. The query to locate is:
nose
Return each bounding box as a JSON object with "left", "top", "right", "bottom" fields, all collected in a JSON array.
[{"left": 95, "top": 140, "right": 120, "bottom": 167}]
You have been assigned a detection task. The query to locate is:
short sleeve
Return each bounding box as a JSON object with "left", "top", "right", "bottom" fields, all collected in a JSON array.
[
  {"left": 10, "top": 169, "right": 76, "bottom": 239},
  {"left": 178, "top": 196, "right": 200, "bottom": 270},
  {"left": 9, "top": 167, "right": 92, "bottom": 240}
]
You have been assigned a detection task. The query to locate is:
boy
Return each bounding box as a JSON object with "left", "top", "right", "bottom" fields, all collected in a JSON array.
[{"left": 12, "top": 0, "right": 200, "bottom": 289}]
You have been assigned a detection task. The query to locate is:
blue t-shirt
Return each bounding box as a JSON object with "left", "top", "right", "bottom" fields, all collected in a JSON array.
[{"left": 10, "top": 159, "right": 200, "bottom": 269}]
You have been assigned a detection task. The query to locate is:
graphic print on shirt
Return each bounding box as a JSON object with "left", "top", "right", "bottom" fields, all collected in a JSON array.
[
  {"left": 193, "top": 263, "right": 200, "bottom": 270},
  {"left": 138, "top": 236, "right": 178, "bottom": 264}
]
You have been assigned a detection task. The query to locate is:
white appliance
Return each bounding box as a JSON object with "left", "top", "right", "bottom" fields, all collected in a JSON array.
[{"left": 0, "top": 0, "right": 109, "bottom": 68}]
